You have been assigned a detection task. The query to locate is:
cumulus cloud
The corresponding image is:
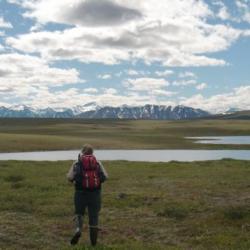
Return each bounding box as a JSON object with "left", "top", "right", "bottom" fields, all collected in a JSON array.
[
  {"left": 236, "top": 0, "right": 250, "bottom": 23},
  {"left": 98, "top": 74, "right": 112, "bottom": 80},
  {"left": 180, "top": 85, "right": 250, "bottom": 113},
  {"left": 196, "top": 83, "right": 207, "bottom": 90},
  {"left": 0, "top": 17, "right": 13, "bottom": 28},
  {"left": 0, "top": 53, "right": 83, "bottom": 97},
  {"left": 15, "top": 86, "right": 175, "bottom": 109},
  {"left": 124, "top": 77, "right": 169, "bottom": 91},
  {"left": 84, "top": 88, "right": 98, "bottom": 93},
  {"left": 115, "top": 71, "right": 123, "bottom": 77},
  {"left": 2, "top": 0, "right": 250, "bottom": 111},
  {"left": 0, "top": 43, "right": 4, "bottom": 51},
  {"left": 151, "top": 89, "right": 176, "bottom": 97},
  {"left": 172, "top": 79, "right": 197, "bottom": 87},
  {"left": 126, "top": 69, "right": 150, "bottom": 76},
  {"left": 6, "top": 0, "right": 250, "bottom": 66},
  {"left": 179, "top": 71, "right": 197, "bottom": 78},
  {"left": 103, "top": 88, "right": 117, "bottom": 95},
  {"left": 172, "top": 79, "right": 208, "bottom": 90},
  {"left": 63, "top": 0, "right": 142, "bottom": 27},
  {"left": 18, "top": 0, "right": 142, "bottom": 27},
  {"left": 212, "top": 1, "right": 231, "bottom": 20},
  {"left": 127, "top": 69, "right": 139, "bottom": 76},
  {"left": 155, "top": 70, "right": 174, "bottom": 77}
]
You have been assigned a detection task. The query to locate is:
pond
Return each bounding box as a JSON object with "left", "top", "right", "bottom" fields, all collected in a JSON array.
[
  {"left": 187, "top": 136, "right": 250, "bottom": 145},
  {"left": 0, "top": 149, "right": 249, "bottom": 162}
]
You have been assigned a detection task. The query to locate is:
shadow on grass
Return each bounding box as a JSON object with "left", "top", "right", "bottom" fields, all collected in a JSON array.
[
  {"left": 157, "top": 206, "right": 189, "bottom": 220},
  {"left": 4, "top": 174, "right": 25, "bottom": 183},
  {"left": 224, "top": 206, "right": 250, "bottom": 220}
]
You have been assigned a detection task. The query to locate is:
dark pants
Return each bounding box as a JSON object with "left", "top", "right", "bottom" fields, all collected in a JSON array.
[{"left": 74, "top": 190, "right": 101, "bottom": 228}]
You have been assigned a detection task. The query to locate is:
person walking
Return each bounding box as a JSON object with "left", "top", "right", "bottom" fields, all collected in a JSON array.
[{"left": 67, "top": 144, "right": 108, "bottom": 246}]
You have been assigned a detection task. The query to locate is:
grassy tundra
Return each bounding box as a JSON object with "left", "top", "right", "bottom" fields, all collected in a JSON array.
[
  {"left": 0, "top": 118, "right": 250, "bottom": 152},
  {"left": 0, "top": 159, "right": 250, "bottom": 249}
]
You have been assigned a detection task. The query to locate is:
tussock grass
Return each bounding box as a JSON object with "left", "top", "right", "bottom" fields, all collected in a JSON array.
[{"left": 0, "top": 159, "right": 250, "bottom": 249}]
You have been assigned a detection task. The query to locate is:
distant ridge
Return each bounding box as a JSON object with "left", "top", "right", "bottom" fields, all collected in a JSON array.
[
  {"left": 0, "top": 104, "right": 210, "bottom": 120},
  {"left": 209, "top": 110, "right": 250, "bottom": 120}
]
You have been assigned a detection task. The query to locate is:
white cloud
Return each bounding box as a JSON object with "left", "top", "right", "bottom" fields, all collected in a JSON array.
[
  {"left": 115, "top": 71, "right": 123, "bottom": 77},
  {"left": 172, "top": 79, "right": 207, "bottom": 90},
  {"left": 151, "top": 89, "right": 176, "bottom": 97},
  {"left": 98, "top": 74, "right": 112, "bottom": 79},
  {"left": 0, "top": 44, "right": 4, "bottom": 51},
  {"left": 235, "top": 0, "right": 247, "bottom": 9},
  {"left": 0, "top": 101, "right": 11, "bottom": 107},
  {"left": 179, "top": 71, "right": 196, "bottom": 78},
  {"left": 212, "top": 1, "right": 231, "bottom": 20},
  {"left": 2, "top": 0, "right": 249, "bottom": 111},
  {"left": 127, "top": 69, "right": 139, "bottom": 76},
  {"left": 155, "top": 70, "right": 174, "bottom": 77},
  {"left": 30, "top": 23, "right": 43, "bottom": 32},
  {"left": 103, "top": 88, "right": 117, "bottom": 95},
  {"left": 19, "top": 0, "right": 142, "bottom": 27},
  {"left": 6, "top": 0, "right": 250, "bottom": 66},
  {"left": 180, "top": 85, "right": 250, "bottom": 113},
  {"left": 0, "top": 53, "right": 83, "bottom": 96},
  {"left": 218, "top": 5, "right": 230, "bottom": 20},
  {"left": 196, "top": 83, "right": 207, "bottom": 90},
  {"left": 16, "top": 86, "right": 174, "bottom": 109},
  {"left": 0, "top": 17, "right": 13, "bottom": 28},
  {"left": 84, "top": 88, "right": 98, "bottom": 93},
  {"left": 235, "top": 0, "right": 250, "bottom": 23},
  {"left": 244, "top": 12, "right": 250, "bottom": 22},
  {"left": 124, "top": 77, "right": 169, "bottom": 91},
  {"left": 126, "top": 69, "right": 150, "bottom": 76},
  {"left": 172, "top": 79, "right": 197, "bottom": 86}
]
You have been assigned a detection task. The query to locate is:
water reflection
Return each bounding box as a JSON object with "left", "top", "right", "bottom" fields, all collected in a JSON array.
[{"left": 187, "top": 136, "right": 250, "bottom": 145}]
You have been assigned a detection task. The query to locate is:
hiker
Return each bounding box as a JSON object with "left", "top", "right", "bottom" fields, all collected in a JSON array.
[{"left": 67, "top": 144, "right": 108, "bottom": 246}]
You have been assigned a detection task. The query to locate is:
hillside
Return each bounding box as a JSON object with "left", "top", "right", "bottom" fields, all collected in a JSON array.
[{"left": 209, "top": 110, "right": 250, "bottom": 120}]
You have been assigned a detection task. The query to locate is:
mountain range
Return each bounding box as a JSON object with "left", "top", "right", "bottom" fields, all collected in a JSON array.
[{"left": 0, "top": 103, "right": 210, "bottom": 120}]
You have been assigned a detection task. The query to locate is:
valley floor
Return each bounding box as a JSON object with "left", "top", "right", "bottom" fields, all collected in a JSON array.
[
  {"left": 0, "top": 159, "right": 250, "bottom": 249},
  {"left": 0, "top": 119, "right": 250, "bottom": 152}
]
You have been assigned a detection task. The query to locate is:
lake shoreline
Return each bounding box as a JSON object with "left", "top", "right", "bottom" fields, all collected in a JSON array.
[{"left": 1, "top": 149, "right": 250, "bottom": 162}]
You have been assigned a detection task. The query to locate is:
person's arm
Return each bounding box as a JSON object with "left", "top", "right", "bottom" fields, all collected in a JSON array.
[
  {"left": 98, "top": 161, "right": 108, "bottom": 182},
  {"left": 67, "top": 162, "right": 77, "bottom": 182}
]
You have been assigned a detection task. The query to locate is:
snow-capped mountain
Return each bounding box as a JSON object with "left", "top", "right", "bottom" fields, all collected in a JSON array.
[
  {"left": 0, "top": 104, "right": 210, "bottom": 119},
  {"left": 76, "top": 104, "right": 210, "bottom": 119},
  {"left": 71, "top": 102, "right": 101, "bottom": 115},
  {"left": 225, "top": 108, "right": 242, "bottom": 114}
]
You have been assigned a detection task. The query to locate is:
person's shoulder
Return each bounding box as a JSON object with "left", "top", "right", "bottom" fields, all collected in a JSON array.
[
  {"left": 97, "top": 160, "right": 103, "bottom": 166},
  {"left": 72, "top": 160, "right": 80, "bottom": 168}
]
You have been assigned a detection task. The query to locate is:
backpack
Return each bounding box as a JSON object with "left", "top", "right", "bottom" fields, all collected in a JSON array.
[{"left": 79, "top": 154, "right": 101, "bottom": 190}]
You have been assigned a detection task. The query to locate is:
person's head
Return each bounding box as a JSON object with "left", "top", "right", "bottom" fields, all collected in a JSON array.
[{"left": 81, "top": 144, "right": 94, "bottom": 155}]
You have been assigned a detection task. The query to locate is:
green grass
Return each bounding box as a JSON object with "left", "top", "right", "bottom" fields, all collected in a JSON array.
[
  {"left": 0, "top": 118, "right": 250, "bottom": 152},
  {"left": 0, "top": 159, "right": 250, "bottom": 249}
]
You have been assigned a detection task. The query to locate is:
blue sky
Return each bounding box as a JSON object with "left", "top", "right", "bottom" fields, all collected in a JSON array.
[{"left": 0, "top": 0, "right": 250, "bottom": 113}]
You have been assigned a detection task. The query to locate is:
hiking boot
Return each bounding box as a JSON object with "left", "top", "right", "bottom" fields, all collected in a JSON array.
[
  {"left": 89, "top": 227, "right": 98, "bottom": 246},
  {"left": 70, "top": 231, "right": 81, "bottom": 245}
]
